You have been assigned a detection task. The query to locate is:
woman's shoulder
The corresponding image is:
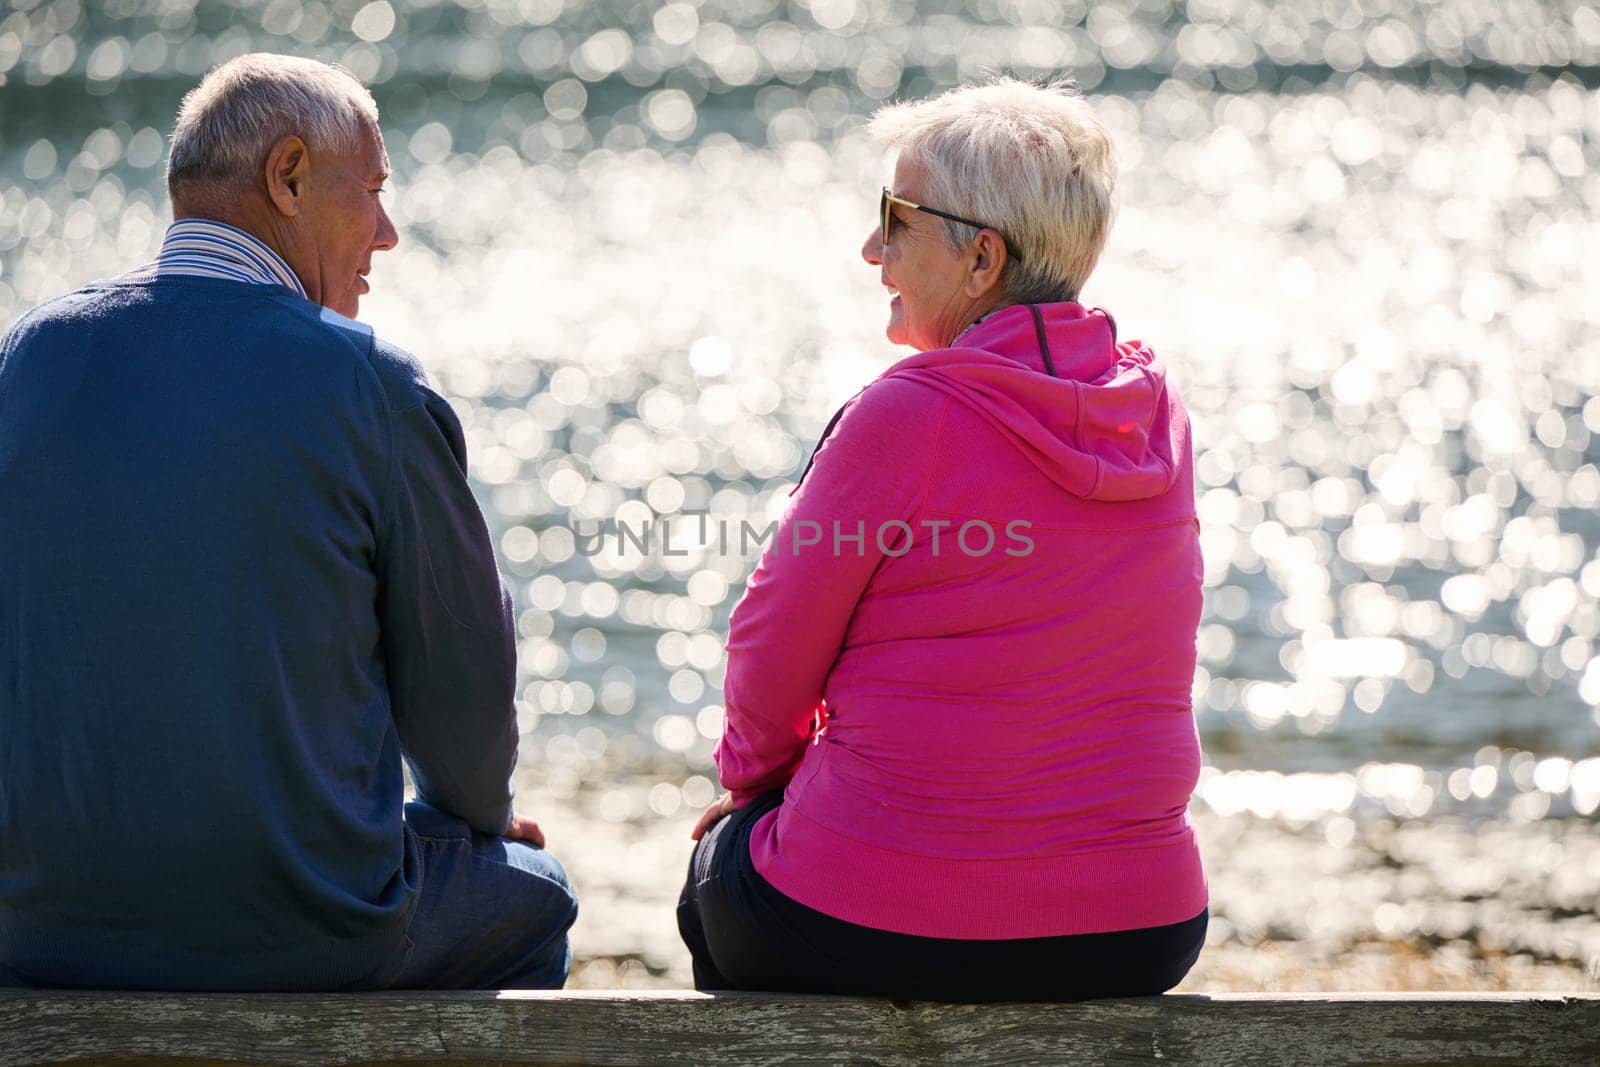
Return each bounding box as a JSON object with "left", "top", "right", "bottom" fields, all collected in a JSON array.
[
  {"left": 819, "top": 375, "right": 952, "bottom": 461},
  {"left": 844, "top": 371, "right": 951, "bottom": 427},
  {"left": 799, "top": 374, "right": 954, "bottom": 492}
]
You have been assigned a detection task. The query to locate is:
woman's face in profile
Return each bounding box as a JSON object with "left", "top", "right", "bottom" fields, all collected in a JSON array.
[{"left": 861, "top": 155, "right": 977, "bottom": 352}]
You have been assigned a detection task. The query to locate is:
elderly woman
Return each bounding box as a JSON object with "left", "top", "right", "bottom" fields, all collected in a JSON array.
[{"left": 676, "top": 79, "right": 1207, "bottom": 1001}]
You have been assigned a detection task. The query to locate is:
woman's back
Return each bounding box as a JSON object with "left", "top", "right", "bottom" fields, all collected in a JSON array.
[{"left": 719, "top": 303, "right": 1207, "bottom": 939}]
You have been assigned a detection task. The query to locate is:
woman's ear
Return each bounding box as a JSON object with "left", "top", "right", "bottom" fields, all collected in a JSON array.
[{"left": 964, "top": 229, "right": 1009, "bottom": 300}]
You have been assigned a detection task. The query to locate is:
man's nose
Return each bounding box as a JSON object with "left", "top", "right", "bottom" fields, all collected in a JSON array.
[{"left": 374, "top": 201, "right": 399, "bottom": 252}]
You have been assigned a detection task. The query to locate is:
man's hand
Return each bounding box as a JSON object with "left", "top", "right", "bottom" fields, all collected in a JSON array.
[
  {"left": 690, "top": 793, "right": 737, "bottom": 841},
  {"left": 505, "top": 814, "right": 546, "bottom": 848}
]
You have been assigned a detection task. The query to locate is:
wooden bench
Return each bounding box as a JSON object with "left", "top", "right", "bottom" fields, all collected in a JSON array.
[{"left": 3, "top": 990, "right": 1597, "bottom": 1065}]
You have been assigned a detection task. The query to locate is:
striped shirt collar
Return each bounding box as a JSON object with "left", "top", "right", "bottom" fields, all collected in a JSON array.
[{"left": 130, "top": 218, "right": 307, "bottom": 298}]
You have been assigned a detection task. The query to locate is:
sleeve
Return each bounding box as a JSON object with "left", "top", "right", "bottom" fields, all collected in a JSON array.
[
  {"left": 715, "top": 378, "right": 947, "bottom": 805},
  {"left": 377, "top": 388, "right": 519, "bottom": 835}
]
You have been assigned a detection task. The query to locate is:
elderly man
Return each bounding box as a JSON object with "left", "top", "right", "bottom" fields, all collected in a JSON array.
[{"left": 0, "top": 54, "right": 576, "bottom": 991}]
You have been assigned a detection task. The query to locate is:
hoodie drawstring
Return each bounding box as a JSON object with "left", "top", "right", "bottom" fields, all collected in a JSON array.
[{"left": 1026, "top": 304, "right": 1058, "bottom": 379}]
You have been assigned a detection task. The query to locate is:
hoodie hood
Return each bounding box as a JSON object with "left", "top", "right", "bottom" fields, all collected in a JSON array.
[{"left": 880, "top": 302, "right": 1184, "bottom": 502}]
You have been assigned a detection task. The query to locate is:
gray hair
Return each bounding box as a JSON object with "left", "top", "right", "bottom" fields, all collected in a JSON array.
[
  {"left": 868, "top": 78, "right": 1118, "bottom": 304},
  {"left": 167, "top": 53, "right": 379, "bottom": 200}
]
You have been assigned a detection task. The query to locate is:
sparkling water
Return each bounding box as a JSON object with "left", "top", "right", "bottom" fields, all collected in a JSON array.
[{"left": 3, "top": 0, "right": 1597, "bottom": 839}]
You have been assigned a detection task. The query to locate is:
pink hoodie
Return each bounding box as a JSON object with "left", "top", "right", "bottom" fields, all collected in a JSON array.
[{"left": 716, "top": 302, "right": 1207, "bottom": 939}]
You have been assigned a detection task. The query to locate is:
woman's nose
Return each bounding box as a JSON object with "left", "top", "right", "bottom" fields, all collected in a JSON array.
[{"left": 861, "top": 225, "right": 883, "bottom": 266}]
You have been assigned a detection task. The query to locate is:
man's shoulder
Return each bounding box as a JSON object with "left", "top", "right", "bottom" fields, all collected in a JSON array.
[
  {"left": 5, "top": 277, "right": 322, "bottom": 349},
  {"left": 312, "top": 306, "right": 436, "bottom": 416},
  {"left": 1, "top": 281, "right": 130, "bottom": 345},
  {"left": 149, "top": 280, "right": 438, "bottom": 415},
  {"left": 3, "top": 278, "right": 440, "bottom": 413}
]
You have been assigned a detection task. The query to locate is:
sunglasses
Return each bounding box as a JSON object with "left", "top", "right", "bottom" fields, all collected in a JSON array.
[{"left": 880, "top": 187, "right": 1023, "bottom": 263}]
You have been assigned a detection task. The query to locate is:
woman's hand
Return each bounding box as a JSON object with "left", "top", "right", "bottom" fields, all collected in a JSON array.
[
  {"left": 690, "top": 793, "right": 737, "bottom": 841},
  {"left": 505, "top": 814, "right": 546, "bottom": 848}
]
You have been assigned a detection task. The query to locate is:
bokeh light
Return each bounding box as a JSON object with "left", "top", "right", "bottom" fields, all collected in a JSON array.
[{"left": 4, "top": 0, "right": 1598, "bottom": 992}]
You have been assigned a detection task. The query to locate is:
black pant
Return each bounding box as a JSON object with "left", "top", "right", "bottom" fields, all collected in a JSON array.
[{"left": 677, "top": 792, "right": 1206, "bottom": 1002}]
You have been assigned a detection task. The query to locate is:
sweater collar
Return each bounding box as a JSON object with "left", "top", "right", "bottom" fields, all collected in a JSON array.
[{"left": 143, "top": 218, "right": 308, "bottom": 299}]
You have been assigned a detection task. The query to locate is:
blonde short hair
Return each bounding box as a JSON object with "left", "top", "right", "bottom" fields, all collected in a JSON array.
[
  {"left": 167, "top": 53, "right": 379, "bottom": 200},
  {"left": 868, "top": 78, "right": 1117, "bottom": 304}
]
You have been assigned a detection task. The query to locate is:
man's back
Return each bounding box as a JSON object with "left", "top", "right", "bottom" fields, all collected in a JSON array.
[{"left": 0, "top": 273, "right": 514, "bottom": 990}]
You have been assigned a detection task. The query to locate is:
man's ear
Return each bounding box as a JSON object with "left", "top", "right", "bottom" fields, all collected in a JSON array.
[
  {"left": 963, "top": 229, "right": 1009, "bottom": 300},
  {"left": 264, "top": 135, "right": 310, "bottom": 218}
]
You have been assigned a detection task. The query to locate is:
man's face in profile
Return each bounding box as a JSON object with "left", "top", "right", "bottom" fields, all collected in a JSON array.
[{"left": 298, "top": 124, "right": 398, "bottom": 318}]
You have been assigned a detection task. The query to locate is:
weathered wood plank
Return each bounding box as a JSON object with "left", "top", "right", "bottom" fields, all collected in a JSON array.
[{"left": 2, "top": 990, "right": 1597, "bottom": 1067}]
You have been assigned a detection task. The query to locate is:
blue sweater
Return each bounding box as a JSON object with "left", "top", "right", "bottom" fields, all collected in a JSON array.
[{"left": 0, "top": 275, "right": 518, "bottom": 990}]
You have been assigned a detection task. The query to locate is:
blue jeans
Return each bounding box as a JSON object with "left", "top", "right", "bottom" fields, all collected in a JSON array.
[{"left": 356, "top": 800, "right": 579, "bottom": 990}]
